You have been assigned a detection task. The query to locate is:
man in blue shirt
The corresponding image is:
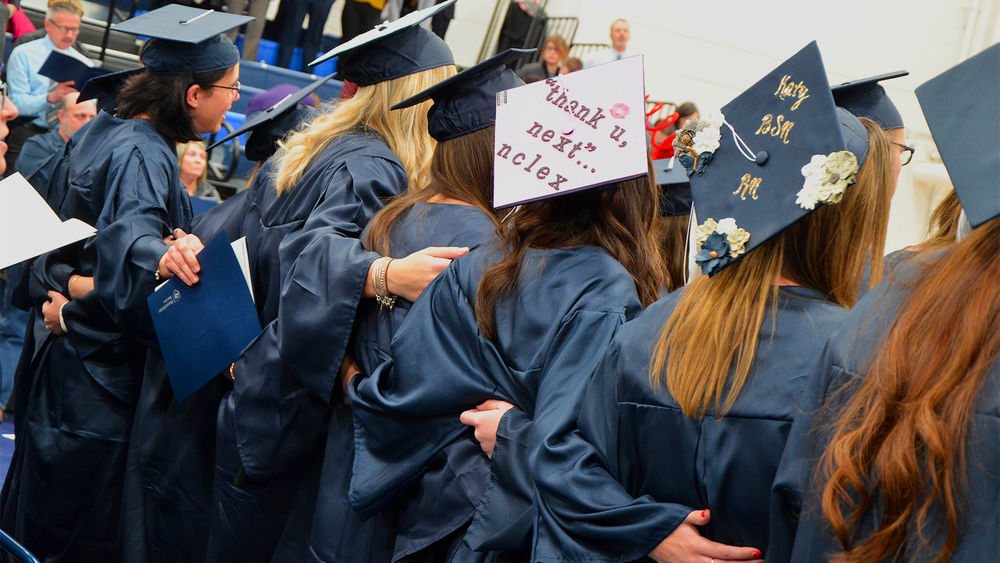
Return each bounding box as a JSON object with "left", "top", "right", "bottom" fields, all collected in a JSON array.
[{"left": 4, "top": 1, "right": 85, "bottom": 175}]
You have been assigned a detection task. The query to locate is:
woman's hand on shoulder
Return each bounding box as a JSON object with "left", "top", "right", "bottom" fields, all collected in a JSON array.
[
  {"left": 648, "top": 510, "right": 763, "bottom": 563},
  {"left": 385, "top": 246, "right": 470, "bottom": 302},
  {"left": 459, "top": 399, "right": 515, "bottom": 458},
  {"left": 158, "top": 229, "right": 204, "bottom": 286}
]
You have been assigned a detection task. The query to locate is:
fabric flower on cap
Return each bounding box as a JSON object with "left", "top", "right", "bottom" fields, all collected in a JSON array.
[
  {"left": 795, "top": 150, "right": 859, "bottom": 210},
  {"left": 674, "top": 114, "right": 724, "bottom": 176},
  {"left": 694, "top": 216, "right": 750, "bottom": 275}
]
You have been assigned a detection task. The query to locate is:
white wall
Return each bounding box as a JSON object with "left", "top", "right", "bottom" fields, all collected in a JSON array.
[{"left": 442, "top": 0, "right": 999, "bottom": 252}]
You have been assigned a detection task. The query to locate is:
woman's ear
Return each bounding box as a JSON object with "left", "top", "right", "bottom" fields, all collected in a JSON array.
[{"left": 186, "top": 83, "right": 202, "bottom": 110}]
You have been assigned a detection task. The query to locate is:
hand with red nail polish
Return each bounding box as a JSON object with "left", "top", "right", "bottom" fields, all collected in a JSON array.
[{"left": 646, "top": 509, "right": 765, "bottom": 563}]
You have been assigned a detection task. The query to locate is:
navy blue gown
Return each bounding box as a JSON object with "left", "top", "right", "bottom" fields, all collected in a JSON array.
[
  {"left": 350, "top": 243, "right": 645, "bottom": 558},
  {"left": 768, "top": 257, "right": 1000, "bottom": 561},
  {"left": 198, "top": 129, "right": 410, "bottom": 562},
  {"left": 1, "top": 113, "right": 189, "bottom": 562},
  {"left": 294, "top": 202, "right": 497, "bottom": 563},
  {"left": 533, "top": 286, "right": 847, "bottom": 561}
]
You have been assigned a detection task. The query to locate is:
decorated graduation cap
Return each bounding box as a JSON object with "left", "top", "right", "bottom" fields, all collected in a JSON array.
[
  {"left": 831, "top": 70, "right": 908, "bottom": 131},
  {"left": 310, "top": 0, "right": 455, "bottom": 86},
  {"left": 678, "top": 41, "right": 870, "bottom": 275},
  {"left": 79, "top": 66, "right": 144, "bottom": 113},
  {"left": 492, "top": 55, "right": 648, "bottom": 208},
  {"left": 208, "top": 74, "right": 332, "bottom": 161},
  {"left": 113, "top": 5, "right": 253, "bottom": 75},
  {"left": 391, "top": 48, "right": 531, "bottom": 141},
  {"left": 652, "top": 158, "right": 692, "bottom": 216},
  {"left": 916, "top": 43, "right": 999, "bottom": 228}
]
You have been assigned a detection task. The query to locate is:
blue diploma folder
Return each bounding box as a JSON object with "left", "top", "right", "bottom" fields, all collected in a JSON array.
[
  {"left": 38, "top": 50, "right": 110, "bottom": 89},
  {"left": 147, "top": 233, "right": 261, "bottom": 402}
]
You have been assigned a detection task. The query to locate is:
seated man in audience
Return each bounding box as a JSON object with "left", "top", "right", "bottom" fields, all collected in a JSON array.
[
  {"left": 5, "top": 1, "right": 85, "bottom": 175},
  {"left": 582, "top": 18, "right": 631, "bottom": 67},
  {"left": 16, "top": 91, "right": 96, "bottom": 179}
]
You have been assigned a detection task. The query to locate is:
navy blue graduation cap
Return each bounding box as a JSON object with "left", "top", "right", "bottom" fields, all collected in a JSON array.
[
  {"left": 208, "top": 74, "right": 331, "bottom": 160},
  {"left": 310, "top": 0, "right": 455, "bottom": 86},
  {"left": 652, "top": 158, "right": 692, "bottom": 216},
  {"left": 681, "top": 41, "right": 870, "bottom": 275},
  {"left": 391, "top": 48, "right": 530, "bottom": 141},
  {"left": 832, "top": 70, "right": 907, "bottom": 130},
  {"left": 113, "top": 5, "right": 253, "bottom": 75},
  {"left": 79, "top": 66, "right": 144, "bottom": 113},
  {"left": 916, "top": 43, "right": 999, "bottom": 228}
]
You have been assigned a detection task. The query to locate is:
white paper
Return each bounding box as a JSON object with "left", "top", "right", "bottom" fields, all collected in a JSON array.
[
  {"left": 230, "top": 236, "right": 254, "bottom": 302},
  {"left": 493, "top": 56, "right": 648, "bottom": 208},
  {"left": 0, "top": 173, "right": 96, "bottom": 270}
]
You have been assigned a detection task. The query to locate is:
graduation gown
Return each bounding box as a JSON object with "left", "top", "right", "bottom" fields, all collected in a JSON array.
[
  {"left": 0, "top": 113, "right": 188, "bottom": 562},
  {"left": 295, "top": 202, "right": 496, "bottom": 563},
  {"left": 117, "top": 168, "right": 259, "bottom": 563},
  {"left": 202, "top": 129, "right": 409, "bottom": 562},
  {"left": 768, "top": 256, "right": 1000, "bottom": 561},
  {"left": 350, "top": 244, "right": 644, "bottom": 557},
  {"left": 532, "top": 286, "right": 846, "bottom": 561}
]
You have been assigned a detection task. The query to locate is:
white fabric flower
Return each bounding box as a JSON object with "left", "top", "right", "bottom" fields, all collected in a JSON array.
[
  {"left": 796, "top": 151, "right": 859, "bottom": 210},
  {"left": 691, "top": 113, "right": 724, "bottom": 154}
]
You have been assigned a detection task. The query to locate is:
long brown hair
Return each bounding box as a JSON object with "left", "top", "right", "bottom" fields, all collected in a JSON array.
[
  {"left": 818, "top": 215, "right": 1000, "bottom": 563},
  {"left": 658, "top": 214, "right": 689, "bottom": 291},
  {"left": 475, "top": 159, "right": 669, "bottom": 341},
  {"left": 920, "top": 189, "right": 962, "bottom": 252},
  {"left": 366, "top": 126, "right": 499, "bottom": 255},
  {"left": 650, "top": 118, "right": 894, "bottom": 417}
]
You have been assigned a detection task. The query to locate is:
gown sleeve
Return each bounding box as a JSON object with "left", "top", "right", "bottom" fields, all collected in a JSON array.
[
  {"left": 231, "top": 155, "right": 406, "bottom": 480},
  {"left": 467, "top": 308, "right": 637, "bottom": 552},
  {"left": 532, "top": 338, "right": 693, "bottom": 561},
  {"left": 90, "top": 145, "right": 184, "bottom": 350},
  {"left": 349, "top": 261, "right": 514, "bottom": 516}
]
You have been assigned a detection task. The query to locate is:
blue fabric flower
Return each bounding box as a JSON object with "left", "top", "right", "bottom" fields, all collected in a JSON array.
[
  {"left": 677, "top": 153, "right": 696, "bottom": 176},
  {"left": 695, "top": 151, "right": 714, "bottom": 175},
  {"left": 695, "top": 232, "right": 733, "bottom": 275}
]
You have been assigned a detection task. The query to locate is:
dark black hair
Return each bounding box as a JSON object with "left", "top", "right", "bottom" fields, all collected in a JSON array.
[{"left": 117, "top": 67, "right": 229, "bottom": 144}]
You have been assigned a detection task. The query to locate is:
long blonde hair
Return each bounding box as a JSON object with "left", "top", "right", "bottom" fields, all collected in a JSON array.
[
  {"left": 272, "top": 64, "right": 456, "bottom": 195},
  {"left": 650, "top": 118, "right": 894, "bottom": 417}
]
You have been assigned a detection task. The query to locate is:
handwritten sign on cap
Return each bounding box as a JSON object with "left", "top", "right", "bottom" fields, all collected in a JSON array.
[{"left": 493, "top": 56, "right": 647, "bottom": 208}]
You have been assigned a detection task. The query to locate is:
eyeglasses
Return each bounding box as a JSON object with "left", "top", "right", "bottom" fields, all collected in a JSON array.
[
  {"left": 892, "top": 141, "right": 915, "bottom": 166},
  {"left": 210, "top": 81, "right": 241, "bottom": 93},
  {"left": 46, "top": 20, "right": 80, "bottom": 34},
  {"left": 1, "top": 80, "right": 7, "bottom": 114}
]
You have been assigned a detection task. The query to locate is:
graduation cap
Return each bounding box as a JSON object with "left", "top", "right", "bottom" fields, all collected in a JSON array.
[
  {"left": 391, "top": 48, "right": 531, "bottom": 141},
  {"left": 112, "top": 5, "right": 253, "bottom": 75},
  {"left": 683, "top": 41, "right": 870, "bottom": 275},
  {"left": 310, "top": 0, "right": 455, "bottom": 86},
  {"left": 652, "top": 157, "right": 692, "bottom": 216},
  {"left": 79, "top": 66, "right": 144, "bottom": 114},
  {"left": 492, "top": 55, "right": 649, "bottom": 208},
  {"left": 831, "top": 70, "right": 908, "bottom": 131},
  {"left": 208, "top": 75, "right": 332, "bottom": 161},
  {"left": 246, "top": 84, "right": 318, "bottom": 117},
  {"left": 916, "top": 43, "right": 999, "bottom": 228}
]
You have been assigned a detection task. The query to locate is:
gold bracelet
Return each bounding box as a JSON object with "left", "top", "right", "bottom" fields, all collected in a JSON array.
[{"left": 375, "top": 257, "right": 396, "bottom": 311}]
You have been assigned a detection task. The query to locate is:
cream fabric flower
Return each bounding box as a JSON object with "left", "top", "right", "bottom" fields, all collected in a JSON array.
[{"left": 796, "top": 151, "right": 859, "bottom": 210}]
